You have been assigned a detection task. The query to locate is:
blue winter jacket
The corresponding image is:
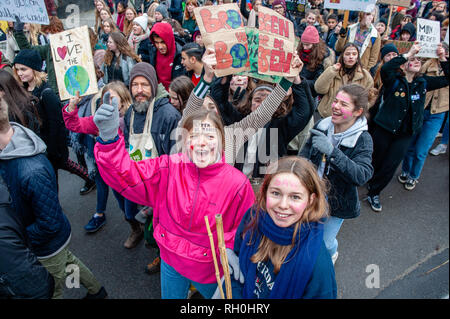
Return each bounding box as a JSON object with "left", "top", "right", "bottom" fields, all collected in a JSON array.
[{"left": 0, "top": 123, "right": 71, "bottom": 258}]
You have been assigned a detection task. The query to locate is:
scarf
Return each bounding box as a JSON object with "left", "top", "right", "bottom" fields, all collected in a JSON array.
[
  {"left": 240, "top": 210, "right": 324, "bottom": 299},
  {"left": 128, "top": 31, "right": 150, "bottom": 53},
  {"left": 300, "top": 49, "right": 312, "bottom": 64}
]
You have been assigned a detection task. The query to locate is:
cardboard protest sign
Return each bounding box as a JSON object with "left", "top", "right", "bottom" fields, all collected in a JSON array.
[
  {"left": 384, "top": 40, "right": 414, "bottom": 54},
  {"left": 194, "top": 3, "right": 250, "bottom": 77},
  {"left": 238, "top": 27, "right": 281, "bottom": 83},
  {"left": 324, "top": 0, "right": 377, "bottom": 12},
  {"left": 0, "top": 0, "right": 49, "bottom": 25},
  {"left": 377, "top": 0, "right": 410, "bottom": 7},
  {"left": 416, "top": 18, "right": 440, "bottom": 58},
  {"left": 257, "top": 6, "right": 296, "bottom": 77},
  {"left": 49, "top": 26, "right": 98, "bottom": 101}
]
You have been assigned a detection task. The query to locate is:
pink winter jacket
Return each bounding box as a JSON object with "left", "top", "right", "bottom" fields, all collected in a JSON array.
[{"left": 94, "top": 136, "right": 255, "bottom": 284}]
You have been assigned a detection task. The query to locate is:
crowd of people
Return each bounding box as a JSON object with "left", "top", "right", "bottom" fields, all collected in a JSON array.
[{"left": 0, "top": 0, "right": 448, "bottom": 299}]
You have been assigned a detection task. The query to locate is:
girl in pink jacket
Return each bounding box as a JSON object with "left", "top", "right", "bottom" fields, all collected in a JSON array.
[{"left": 93, "top": 97, "right": 255, "bottom": 298}]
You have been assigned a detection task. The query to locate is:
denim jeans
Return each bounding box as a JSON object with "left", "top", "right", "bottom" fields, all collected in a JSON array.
[
  {"left": 160, "top": 260, "right": 217, "bottom": 299},
  {"left": 402, "top": 110, "right": 446, "bottom": 179},
  {"left": 323, "top": 216, "right": 344, "bottom": 257},
  {"left": 95, "top": 171, "right": 109, "bottom": 214},
  {"left": 442, "top": 113, "right": 449, "bottom": 145},
  {"left": 112, "top": 190, "right": 139, "bottom": 221}
]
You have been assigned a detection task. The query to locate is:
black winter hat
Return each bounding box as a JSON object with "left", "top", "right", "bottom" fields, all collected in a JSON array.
[
  {"left": 401, "top": 22, "right": 416, "bottom": 36},
  {"left": 380, "top": 43, "right": 399, "bottom": 60},
  {"left": 13, "top": 49, "right": 42, "bottom": 71}
]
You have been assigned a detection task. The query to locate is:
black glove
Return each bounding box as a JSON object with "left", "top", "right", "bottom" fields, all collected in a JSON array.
[
  {"left": 14, "top": 15, "right": 24, "bottom": 32},
  {"left": 339, "top": 27, "right": 347, "bottom": 38},
  {"left": 232, "top": 87, "right": 246, "bottom": 105}
]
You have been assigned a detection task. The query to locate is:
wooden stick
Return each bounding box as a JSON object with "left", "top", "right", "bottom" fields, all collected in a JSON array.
[
  {"left": 342, "top": 10, "right": 350, "bottom": 29},
  {"left": 205, "top": 216, "right": 225, "bottom": 299},
  {"left": 386, "top": 5, "right": 394, "bottom": 36},
  {"left": 215, "top": 214, "right": 232, "bottom": 299}
]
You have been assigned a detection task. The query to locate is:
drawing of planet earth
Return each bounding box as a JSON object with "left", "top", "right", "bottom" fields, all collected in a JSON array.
[{"left": 64, "top": 65, "right": 90, "bottom": 96}]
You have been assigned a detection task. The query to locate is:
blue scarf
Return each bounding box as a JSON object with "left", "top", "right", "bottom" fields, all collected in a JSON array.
[{"left": 239, "top": 210, "right": 324, "bottom": 299}]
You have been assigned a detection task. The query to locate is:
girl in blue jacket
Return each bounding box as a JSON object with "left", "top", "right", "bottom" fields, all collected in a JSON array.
[{"left": 227, "top": 156, "right": 337, "bottom": 299}]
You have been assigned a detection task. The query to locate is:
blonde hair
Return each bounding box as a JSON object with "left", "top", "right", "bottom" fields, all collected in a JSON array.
[
  {"left": 102, "top": 81, "right": 133, "bottom": 116},
  {"left": 95, "top": 1, "right": 113, "bottom": 32},
  {"left": 244, "top": 156, "right": 329, "bottom": 273},
  {"left": 123, "top": 7, "right": 138, "bottom": 37},
  {"left": 13, "top": 67, "right": 48, "bottom": 88}
]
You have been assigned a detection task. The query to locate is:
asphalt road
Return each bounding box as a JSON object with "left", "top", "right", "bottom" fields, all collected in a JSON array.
[{"left": 58, "top": 138, "right": 449, "bottom": 299}]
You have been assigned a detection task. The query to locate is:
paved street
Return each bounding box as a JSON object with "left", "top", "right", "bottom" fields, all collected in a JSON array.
[{"left": 58, "top": 138, "right": 449, "bottom": 299}]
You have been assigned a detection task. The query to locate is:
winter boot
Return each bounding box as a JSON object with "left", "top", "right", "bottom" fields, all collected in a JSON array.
[{"left": 124, "top": 219, "right": 144, "bottom": 249}]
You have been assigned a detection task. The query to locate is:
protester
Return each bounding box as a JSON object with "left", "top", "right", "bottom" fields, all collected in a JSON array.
[
  {"left": 181, "top": 42, "right": 204, "bottom": 86},
  {"left": 123, "top": 6, "right": 138, "bottom": 37},
  {"left": 168, "top": 75, "right": 195, "bottom": 113},
  {"left": 128, "top": 14, "right": 152, "bottom": 63},
  {"left": 240, "top": 0, "right": 262, "bottom": 28},
  {"left": 116, "top": 0, "right": 128, "bottom": 32},
  {"left": 225, "top": 156, "right": 336, "bottom": 299},
  {"left": 300, "top": 84, "right": 374, "bottom": 264},
  {"left": 0, "top": 177, "right": 54, "bottom": 299},
  {"left": 398, "top": 44, "right": 449, "bottom": 190},
  {"left": 336, "top": 9, "right": 381, "bottom": 71},
  {"left": 182, "top": 0, "right": 199, "bottom": 36},
  {"left": 315, "top": 43, "right": 374, "bottom": 118},
  {"left": 149, "top": 22, "right": 185, "bottom": 91},
  {"left": 92, "top": 99, "right": 255, "bottom": 299},
  {"left": 0, "top": 97, "right": 106, "bottom": 299},
  {"left": 102, "top": 32, "right": 141, "bottom": 86},
  {"left": 367, "top": 42, "right": 449, "bottom": 212}
]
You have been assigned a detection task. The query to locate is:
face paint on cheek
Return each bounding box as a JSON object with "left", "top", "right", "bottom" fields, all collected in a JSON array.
[
  {"left": 341, "top": 108, "right": 353, "bottom": 119},
  {"left": 290, "top": 202, "right": 307, "bottom": 214}
]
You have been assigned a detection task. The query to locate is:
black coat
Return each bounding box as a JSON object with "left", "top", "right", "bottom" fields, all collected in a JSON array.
[
  {"left": 32, "top": 83, "right": 69, "bottom": 165},
  {"left": 300, "top": 120, "right": 374, "bottom": 219},
  {"left": 0, "top": 180, "right": 54, "bottom": 299},
  {"left": 374, "top": 56, "right": 449, "bottom": 136}
]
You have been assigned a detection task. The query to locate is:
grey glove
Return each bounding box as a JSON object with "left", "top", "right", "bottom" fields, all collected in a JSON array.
[
  {"left": 224, "top": 248, "right": 244, "bottom": 284},
  {"left": 310, "top": 129, "right": 334, "bottom": 156},
  {"left": 93, "top": 92, "right": 120, "bottom": 142},
  {"left": 14, "top": 15, "right": 24, "bottom": 32}
]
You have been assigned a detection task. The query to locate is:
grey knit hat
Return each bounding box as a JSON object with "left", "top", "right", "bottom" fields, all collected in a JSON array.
[
  {"left": 155, "top": 5, "right": 169, "bottom": 19},
  {"left": 129, "top": 62, "right": 158, "bottom": 98}
]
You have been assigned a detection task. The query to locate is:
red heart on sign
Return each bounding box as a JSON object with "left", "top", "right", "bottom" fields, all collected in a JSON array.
[{"left": 57, "top": 46, "right": 67, "bottom": 60}]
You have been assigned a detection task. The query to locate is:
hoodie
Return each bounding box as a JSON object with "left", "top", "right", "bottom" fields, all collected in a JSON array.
[
  {"left": 150, "top": 23, "right": 176, "bottom": 91},
  {"left": 0, "top": 123, "right": 71, "bottom": 258}
]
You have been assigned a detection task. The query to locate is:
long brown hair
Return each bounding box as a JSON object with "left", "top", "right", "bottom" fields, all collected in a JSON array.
[
  {"left": 104, "top": 32, "right": 142, "bottom": 66},
  {"left": 297, "top": 39, "right": 327, "bottom": 72},
  {"left": 338, "top": 43, "right": 363, "bottom": 81},
  {"left": 244, "top": 156, "right": 329, "bottom": 273},
  {"left": 0, "top": 70, "right": 41, "bottom": 129},
  {"left": 169, "top": 76, "right": 194, "bottom": 113},
  {"left": 95, "top": 0, "right": 110, "bottom": 32},
  {"left": 123, "top": 7, "right": 137, "bottom": 37},
  {"left": 184, "top": 0, "right": 198, "bottom": 21},
  {"left": 40, "top": 16, "right": 64, "bottom": 34}
]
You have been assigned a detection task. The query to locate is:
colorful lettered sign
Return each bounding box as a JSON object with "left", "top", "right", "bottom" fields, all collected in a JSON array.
[
  {"left": 383, "top": 40, "right": 414, "bottom": 54},
  {"left": 257, "top": 6, "right": 296, "bottom": 77},
  {"left": 194, "top": 3, "right": 250, "bottom": 76},
  {"left": 49, "top": 26, "right": 98, "bottom": 100}
]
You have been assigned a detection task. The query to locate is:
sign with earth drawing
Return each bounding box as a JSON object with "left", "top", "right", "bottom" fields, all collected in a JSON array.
[
  {"left": 194, "top": 3, "right": 250, "bottom": 77},
  {"left": 49, "top": 26, "right": 98, "bottom": 101}
]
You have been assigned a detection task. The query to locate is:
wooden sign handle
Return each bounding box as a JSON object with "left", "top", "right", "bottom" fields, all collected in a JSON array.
[
  {"left": 216, "top": 214, "right": 232, "bottom": 299},
  {"left": 342, "top": 10, "right": 350, "bottom": 29},
  {"left": 205, "top": 216, "right": 225, "bottom": 299}
]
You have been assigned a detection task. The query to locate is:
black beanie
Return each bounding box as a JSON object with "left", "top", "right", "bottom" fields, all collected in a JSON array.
[
  {"left": 13, "top": 49, "right": 43, "bottom": 71},
  {"left": 381, "top": 43, "right": 399, "bottom": 60}
]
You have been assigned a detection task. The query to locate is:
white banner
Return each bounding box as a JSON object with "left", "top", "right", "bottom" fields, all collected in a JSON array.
[
  {"left": 416, "top": 18, "right": 440, "bottom": 58},
  {"left": 0, "top": 0, "right": 49, "bottom": 25},
  {"left": 324, "top": 0, "right": 377, "bottom": 13}
]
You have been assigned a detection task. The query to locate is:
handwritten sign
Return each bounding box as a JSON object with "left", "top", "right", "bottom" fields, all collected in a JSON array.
[
  {"left": 324, "top": 0, "right": 377, "bottom": 12},
  {"left": 257, "top": 6, "right": 296, "bottom": 77},
  {"left": 377, "top": 0, "right": 410, "bottom": 7},
  {"left": 49, "top": 26, "right": 98, "bottom": 100},
  {"left": 0, "top": 0, "right": 49, "bottom": 25},
  {"left": 416, "top": 18, "right": 440, "bottom": 58},
  {"left": 238, "top": 27, "right": 281, "bottom": 83},
  {"left": 383, "top": 40, "right": 414, "bottom": 54},
  {"left": 194, "top": 3, "right": 249, "bottom": 77}
]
